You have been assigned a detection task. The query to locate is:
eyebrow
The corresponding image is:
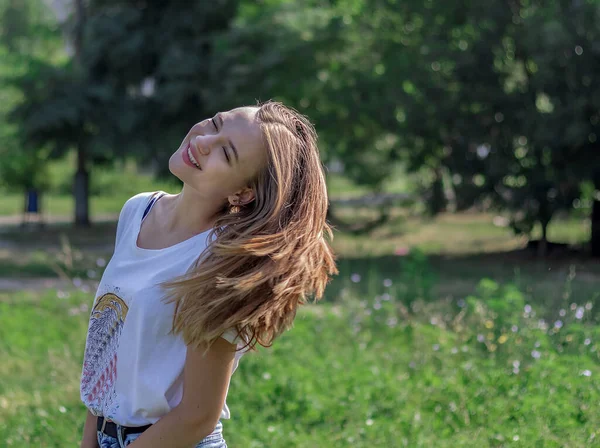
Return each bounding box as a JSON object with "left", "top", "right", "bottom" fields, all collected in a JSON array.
[{"left": 216, "top": 113, "right": 239, "bottom": 163}]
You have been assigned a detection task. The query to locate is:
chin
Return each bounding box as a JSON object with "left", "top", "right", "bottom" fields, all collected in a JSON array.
[
  {"left": 169, "top": 154, "right": 201, "bottom": 191},
  {"left": 168, "top": 152, "right": 184, "bottom": 180}
]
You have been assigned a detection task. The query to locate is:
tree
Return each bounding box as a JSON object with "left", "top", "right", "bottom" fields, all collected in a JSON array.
[
  {"left": 2, "top": 0, "right": 104, "bottom": 226},
  {"left": 0, "top": 0, "right": 64, "bottom": 199},
  {"left": 459, "top": 0, "right": 600, "bottom": 255},
  {"left": 81, "top": 0, "right": 241, "bottom": 175},
  {"left": 6, "top": 0, "right": 242, "bottom": 225},
  {"left": 73, "top": 0, "right": 89, "bottom": 226}
]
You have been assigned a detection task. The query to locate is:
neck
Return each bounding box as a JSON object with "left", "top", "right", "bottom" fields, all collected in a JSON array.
[{"left": 165, "top": 186, "right": 225, "bottom": 235}]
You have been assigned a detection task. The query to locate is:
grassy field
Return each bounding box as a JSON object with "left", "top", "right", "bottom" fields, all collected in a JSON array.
[
  {"left": 1, "top": 189, "right": 599, "bottom": 446},
  {"left": 2, "top": 277, "right": 600, "bottom": 446}
]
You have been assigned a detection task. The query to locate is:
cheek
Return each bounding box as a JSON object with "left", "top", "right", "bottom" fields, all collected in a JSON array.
[{"left": 240, "top": 162, "right": 263, "bottom": 187}]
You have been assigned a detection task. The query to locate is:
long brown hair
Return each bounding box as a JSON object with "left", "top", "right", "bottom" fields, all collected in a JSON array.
[{"left": 161, "top": 101, "right": 338, "bottom": 352}]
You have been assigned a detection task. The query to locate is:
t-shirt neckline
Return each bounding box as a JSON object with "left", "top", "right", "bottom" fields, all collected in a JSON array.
[{"left": 133, "top": 191, "right": 212, "bottom": 252}]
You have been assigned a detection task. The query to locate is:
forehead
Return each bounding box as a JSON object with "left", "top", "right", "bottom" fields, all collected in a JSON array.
[
  {"left": 222, "top": 107, "right": 259, "bottom": 136},
  {"left": 221, "top": 107, "right": 264, "bottom": 157}
]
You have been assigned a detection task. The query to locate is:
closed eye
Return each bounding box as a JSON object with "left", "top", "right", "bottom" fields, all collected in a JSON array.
[
  {"left": 223, "top": 147, "right": 230, "bottom": 164},
  {"left": 212, "top": 116, "right": 232, "bottom": 165}
]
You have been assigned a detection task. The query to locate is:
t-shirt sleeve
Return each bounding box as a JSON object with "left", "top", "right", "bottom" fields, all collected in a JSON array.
[
  {"left": 114, "top": 192, "right": 155, "bottom": 250},
  {"left": 220, "top": 328, "right": 242, "bottom": 345},
  {"left": 114, "top": 201, "right": 131, "bottom": 249}
]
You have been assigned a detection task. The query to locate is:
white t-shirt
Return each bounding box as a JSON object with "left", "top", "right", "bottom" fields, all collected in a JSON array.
[{"left": 80, "top": 191, "right": 245, "bottom": 426}]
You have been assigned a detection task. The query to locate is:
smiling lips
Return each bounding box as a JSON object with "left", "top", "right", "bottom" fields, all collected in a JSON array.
[{"left": 183, "top": 142, "right": 202, "bottom": 170}]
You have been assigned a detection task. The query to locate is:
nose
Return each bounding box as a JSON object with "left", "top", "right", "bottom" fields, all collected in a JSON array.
[{"left": 193, "top": 136, "right": 210, "bottom": 155}]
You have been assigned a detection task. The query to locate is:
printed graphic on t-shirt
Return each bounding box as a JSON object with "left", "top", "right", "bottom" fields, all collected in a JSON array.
[{"left": 81, "top": 293, "right": 129, "bottom": 416}]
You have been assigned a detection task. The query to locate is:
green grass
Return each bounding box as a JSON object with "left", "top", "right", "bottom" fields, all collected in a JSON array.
[
  {"left": 325, "top": 164, "right": 413, "bottom": 199},
  {"left": 331, "top": 208, "right": 591, "bottom": 257},
  {"left": 2, "top": 281, "right": 600, "bottom": 447},
  {"left": 0, "top": 193, "right": 129, "bottom": 216}
]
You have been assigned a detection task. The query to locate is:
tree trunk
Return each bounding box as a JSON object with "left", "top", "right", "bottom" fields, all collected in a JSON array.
[
  {"left": 592, "top": 174, "right": 600, "bottom": 258},
  {"left": 74, "top": 141, "right": 90, "bottom": 227},
  {"left": 428, "top": 167, "right": 446, "bottom": 216},
  {"left": 74, "top": 0, "right": 85, "bottom": 62},
  {"left": 537, "top": 219, "right": 549, "bottom": 258},
  {"left": 73, "top": 0, "right": 89, "bottom": 227}
]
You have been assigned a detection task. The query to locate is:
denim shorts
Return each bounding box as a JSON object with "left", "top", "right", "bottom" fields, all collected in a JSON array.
[{"left": 97, "top": 420, "right": 227, "bottom": 447}]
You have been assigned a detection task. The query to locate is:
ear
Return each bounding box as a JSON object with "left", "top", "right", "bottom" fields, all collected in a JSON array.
[{"left": 228, "top": 186, "right": 255, "bottom": 206}]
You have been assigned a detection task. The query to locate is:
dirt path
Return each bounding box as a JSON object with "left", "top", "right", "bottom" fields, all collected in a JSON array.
[
  {"left": 0, "top": 278, "right": 70, "bottom": 291},
  {"left": 0, "top": 277, "right": 99, "bottom": 292},
  {"left": 0, "top": 213, "right": 119, "bottom": 226}
]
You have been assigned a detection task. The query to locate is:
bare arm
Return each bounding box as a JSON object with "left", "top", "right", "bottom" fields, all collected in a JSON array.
[
  {"left": 80, "top": 409, "right": 99, "bottom": 448},
  {"left": 128, "top": 337, "right": 237, "bottom": 448}
]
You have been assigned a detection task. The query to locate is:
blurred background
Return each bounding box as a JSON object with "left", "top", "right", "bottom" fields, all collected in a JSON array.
[{"left": 1, "top": 0, "right": 599, "bottom": 446}]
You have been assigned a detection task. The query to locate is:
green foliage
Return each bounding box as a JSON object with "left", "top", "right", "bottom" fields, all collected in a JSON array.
[
  {"left": 1, "top": 0, "right": 598, "bottom": 241},
  {"left": 0, "top": 0, "right": 65, "bottom": 191},
  {"left": 207, "top": 0, "right": 598, "bottom": 241},
  {"left": 78, "top": 0, "right": 242, "bottom": 174},
  {"left": 0, "top": 139, "right": 51, "bottom": 191},
  {"left": 396, "top": 248, "right": 437, "bottom": 306}
]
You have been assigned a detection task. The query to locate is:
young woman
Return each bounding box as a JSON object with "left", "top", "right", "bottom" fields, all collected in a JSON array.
[{"left": 79, "top": 101, "right": 338, "bottom": 448}]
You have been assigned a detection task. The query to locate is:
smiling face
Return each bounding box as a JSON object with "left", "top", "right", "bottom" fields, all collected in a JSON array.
[{"left": 169, "top": 107, "right": 267, "bottom": 204}]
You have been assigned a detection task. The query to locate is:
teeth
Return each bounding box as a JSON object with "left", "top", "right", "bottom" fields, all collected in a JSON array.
[{"left": 187, "top": 146, "right": 201, "bottom": 169}]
